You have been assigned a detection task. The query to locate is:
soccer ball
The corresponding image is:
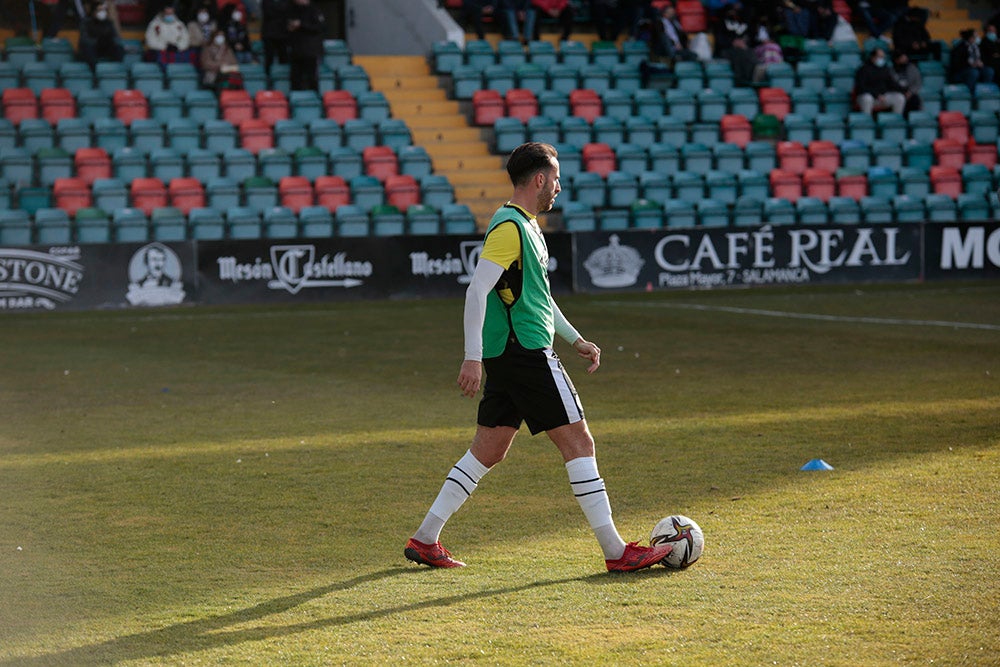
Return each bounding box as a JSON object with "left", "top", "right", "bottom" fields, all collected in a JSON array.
[{"left": 650, "top": 515, "right": 704, "bottom": 568}]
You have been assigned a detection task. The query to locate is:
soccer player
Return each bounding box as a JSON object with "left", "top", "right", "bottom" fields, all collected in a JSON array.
[{"left": 405, "top": 142, "right": 672, "bottom": 573}]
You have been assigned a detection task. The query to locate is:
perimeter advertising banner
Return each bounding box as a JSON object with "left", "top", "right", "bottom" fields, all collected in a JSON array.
[
  {"left": 0, "top": 241, "right": 197, "bottom": 312},
  {"left": 574, "top": 224, "right": 923, "bottom": 292},
  {"left": 194, "top": 232, "right": 575, "bottom": 304},
  {"left": 923, "top": 222, "right": 1000, "bottom": 280}
]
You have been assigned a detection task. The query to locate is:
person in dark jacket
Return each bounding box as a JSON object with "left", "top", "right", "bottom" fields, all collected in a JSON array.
[
  {"left": 261, "top": 0, "right": 290, "bottom": 73},
  {"left": 854, "top": 47, "right": 906, "bottom": 114},
  {"left": 287, "top": 0, "right": 325, "bottom": 91},
  {"left": 891, "top": 7, "right": 939, "bottom": 61},
  {"left": 219, "top": 2, "right": 255, "bottom": 63},
  {"left": 78, "top": 1, "right": 125, "bottom": 70},
  {"left": 948, "top": 28, "right": 994, "bottom": 93}
]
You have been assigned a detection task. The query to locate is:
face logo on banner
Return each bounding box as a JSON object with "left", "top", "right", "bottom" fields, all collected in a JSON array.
[
  {"left": 0, "top": 247, "right": 84, "bottom": 310},
  {"left": 582, "top": 235, "right": 644, "bottom": 288},
  {"left": 126, "top": 243, "right": 186, "bottom": 306}
]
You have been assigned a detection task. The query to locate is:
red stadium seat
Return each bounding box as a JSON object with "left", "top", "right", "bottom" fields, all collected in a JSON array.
[
  {"left": 323, "top": 90, "right": 358, "bottom": 123},
  {"left": 2, "top": 88, "right": 38, "bottom": 126},
  {"left": 238, "top": 118, "right": 274, "bottom": 154},
  {"left": 130, "top": 177, "right": 168, "bottom": 215},
  {"left": 807, "top": 140, "right": 841, "bottom": 172},
  {"left": 220, "top": 89, "right": 254, "bottom": 124},
  {"left": 777, "top": 141, "right": 808, "bottom": 174},
  {"left": 720, "top": 114, "right": 752, "bottom": 148},
  {"left": 254, "top": 90, "right": 289, "bottom": 125},
  {"left": 582, "top": 142, "right": 616, "bottom": 177},
  {"left": 362, "top": 145, "right": 399, "bottom": 182},
  {"left": 758, "top": 87, "right": 790, "bottom": 121},
  {"left": 769, "top": 169, "right": 802, "bottom": 202},
  {"left": 74, "top": 147, "right": 112, "bottom": 185},
  {"left": 933, "top": 138, "right": 966, "bottom": 169},
  {"left": 570, "top": 89, "right": 602, "bottom": 123},
  {"left": 968, "top": 142, "right": 998, "bottom": 168},
  {"left": 53, "top": 177, "right": 92, "bottom": 217},
  {"left": 112, "top": 89, "right": 149, "bottom": 125},
  {"left": 802, "top": 168, "right": 835, "bottom": 202},
  {"left": 505, "top": 88, "right": 539, "bottom": 123},
  {"left": 39, "top": 88, "right": 76, "bottom": 124},
  {"left": 472, "top": 89, "right": 505, "bottom": 126},
  {"left": 385, "top": 174, "right": 421, "bottom": 209},
  {"left": 937, "top": 111, "right": 969, "bottom": 143},
  {"left": 314, "top": 175, "right": 351, "bottom": 210},
  {"left": 836, "top": 169, "right": 868, "bottom": 200},
  {"left": 929, "top": 165, "right": 961, "bottom": 197},
  {"left": 279, "top": 176, "right": 314, "bottom": 213},
  {"left": 168, "top": 177, "right": 206, "bottom": 215}
]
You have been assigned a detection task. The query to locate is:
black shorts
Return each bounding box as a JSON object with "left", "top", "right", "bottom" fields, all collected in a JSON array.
[{"left": 478, "top": 340, "right": 585, "bottom": 435}]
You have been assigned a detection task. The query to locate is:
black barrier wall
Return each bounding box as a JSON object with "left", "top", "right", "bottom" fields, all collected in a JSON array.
[{"left": 1, "top": 223, "right": 997, "bottom": 313}]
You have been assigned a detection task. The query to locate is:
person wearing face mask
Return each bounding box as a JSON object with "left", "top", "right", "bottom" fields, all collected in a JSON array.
[
  {"left": 145, "top": 5, "right": 193, "bottom": 65},
  {"left": 948, "top": 28, "right": 995, "bottom": 93},
  {"left": 854, "top": 47, "right": 906, "bottom": 115},
  {"left": 200, "top": 28, "right": 240, "bottom": 89},
  {"left": 980, "top": 25, "right": 1000, "bottom": 83},
  {"left": 219, "top": 3, "right": 255, "bottom": 64},
  {"left": 187, "top": 3, "right": 217, "bottom": 51},
  {"left": 891, "top": 50, "right": 922, "bottom": 116},
  {"left": 79, "top": 1, "right": 125, "bottom": 70}
]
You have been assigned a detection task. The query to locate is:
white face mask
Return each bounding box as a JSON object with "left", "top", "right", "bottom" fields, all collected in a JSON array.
[
  {"left": 96, "top": 9, "right": 108, "bottom": 20},
  {"left": 214, "top": 35, "right": 226, "bottom": 46},
  {"left": 231, "top": 10, "right": 242, "bottom": 21},
  {"left": 198, "top": 11, "right": 209, "bottom": 23}
]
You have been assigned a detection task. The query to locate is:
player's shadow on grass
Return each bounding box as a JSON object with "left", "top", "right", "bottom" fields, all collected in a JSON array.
[{"left": 4, "top": 566, "right": 669, "bottom": 665}]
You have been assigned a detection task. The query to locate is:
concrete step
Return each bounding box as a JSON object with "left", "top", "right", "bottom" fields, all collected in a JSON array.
[
  {"left": 412, "top": 127, "right": 486, "bottom": 144},
  {"left": 354, "top": 55, "right": 430, "bottom": 77}
]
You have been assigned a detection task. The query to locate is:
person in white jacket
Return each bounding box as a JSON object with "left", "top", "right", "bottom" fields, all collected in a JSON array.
[{"left": 145, "top": 5, "right": 192, "bottom": 65}]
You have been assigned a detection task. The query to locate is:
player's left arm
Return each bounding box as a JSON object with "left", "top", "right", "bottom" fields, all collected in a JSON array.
[{"left": 552, "top": 298, "right": 600, "bottom": 374}]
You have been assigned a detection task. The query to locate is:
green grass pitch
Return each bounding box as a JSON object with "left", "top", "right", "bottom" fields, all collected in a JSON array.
[{"left": 1, "top": 282, "right": 998, "bottom": 665}]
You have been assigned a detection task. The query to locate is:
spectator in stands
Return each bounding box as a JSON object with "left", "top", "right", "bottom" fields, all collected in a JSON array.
[
  {"left": 713, "top": 3, "right": 751, "bottom": 56},
  {"left": 781, "top": 0, "right": 811, "bottom": 38},
  {"left": 187, "top": 2, "right": 217, "bottom": 52},
  {"left": 891, "top": 49, "right": 922, "bottom": 115},
  {"left": 78, "top": 1, "right": 125, "bottom": 70},
  {"left": 654, "top": 2, "right": 697, "bottom": 62},
  {"left": 219, "top": 2, "right": 255, "bottom": 63},
  {"left": 988, "top": 11, "right": 1000, "bottom": 35},
  {"left": 590, "top": 0, "right": 621, "bottom": 42},
  {"left": 200, "top": 27, "right": 240, "bottom": 88},
  {"left": 854, "top": 0, "right": 909, "bottom": 39},
  {"left": 948, "top": 28, "right": 995, "bottom": 93},
  {"left": 854, "top": 47, "right": 906, "bottom": 114},
  {"left": 461, "top": 1, "right": 497, "bottom": 40},
  {"left": 531, "top": 0, "right": 574, "bottom": 41},
  {"left": 501, "top": 0, "right": 537, "bottom": 44},
  {"left": 261, "top": 0, "right": 290, "bottom": 73},
  {"left": 982, "top": 24, "right": 1000, "bottom": 80},
  {"left": 145, "top": 5, "right": 193, "bottom": 65},
  {"left": 286, "top": 0, "right": 325, "bottom": 91},
  {"left": 891, "top": 7, "right": 939, "bottom": 61},
  {"left": 809, "top": 2, "right": 838, "bottom": 42}
]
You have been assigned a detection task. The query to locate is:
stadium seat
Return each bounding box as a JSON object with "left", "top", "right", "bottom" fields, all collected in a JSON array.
[
  {"left": 720, "top": 114, "right": 752, "bottom": 148},
  {"left": 802, "top": 167, "right": 835, "bottom": 202},
  {"left": 52, "top": 177, "right": 91, "bottom": 217},
  {"left": 91, "top": 177, "right": 129, "bottom": 212},
  {"left": 570, "top": 171, "right": 606, "bottom": 208},
  {"left": 795, "top": 196, "right": 828, "bottom": 224},
  {"left": 206, "top": 176, "right": 241, "bottom": 210},
  {"left": 938, "top": 111, "right": 969, "bottom": 143},
  {"left": 113, "top": 89, "right": 149, "bottom": 126},
  {"left": 3, "top": 88, "right": 38, "bottom": 126},
  {"left": 299, "top": 205, "right": 334, "bottom": 237},
  {"left": 759, "top": 88, "right": 791, "bottom": 121},
  {"left": 168, "top": 177, "right": 206, "bottom": 215},
  {"left": 892, "top": 194, "right": 925, "bottom": 222},
  {"left": 826, "top": 195, "right": 860, "bottom": 224},
  {"left": 867, "top": 166, "right": 899, "bottom": 198},
  {"left": 624, "top": 116, "right": 656, "bottom": 146},
  {"left": 663, "top": 198, "right": 697, "bottom": 228},
  {"left": 958, "top": 192, "right": 991, "bottom": 221},
  {"left": 149, "top": 147, "right": 185, "bottom": 182},
  {"left": 839, "top": 140, "right": 871, "bottom": 170},
  {"left": 334, "top": 204, "right": 370, "bottom": 236},
  {"left": 924, "top": 193, "right": 957, "bottom": 221},
  {"left": 732, "top": 196, "right": 763, "bottom": 226},
  {"left": 836, "top": 168, "right": 868, "bottom": 200},
  {"left": 38, "top": 88, "right": 75, "bottom": 125},
  {"left": 639, "top": 169, "right": 671, "bottom": 202},
  {"left": 606, "top": 170, "right": 639, "bottom": 208},
  {"left": 506, "top": 88, "right": 538, "bottom": 123},
  {"left": 314, "top": 175, "right": 351, "bottom": 210},
  {"left": 933, "top": 138, "right": 965, "bottom": 169},
  {"left": 72, "top": 206, "right": 111, "bottom": 244},
  {"left": 188, "top": 206, "right": 226, "bottom": 240},
  {"left": 592, "top": 116, "right": 624, "bottom": 146},
  {"left": 112, "top": 207, "right": 150, "bottom": 242},
  {"left": 130, "top": 177, "right": 168, "bottom": 215},
  {"left": 73, "top": 147, "right": 112, "bottom": 186},
  {"left": 277, "top": 175, "right": 314, "bottom": 213},
  {"left": 294, "top": 146, "right": 328, "bottom": 180},
  {"left": 255, "top": 90, "right": 290, "bottom": 125},
  {"left": 628, "top": 198, "right": 662, "bottom": 228},
  {"left": 226, "top": 206, "right": 263, "bottom": 239},
  {"left": 166, "top": 117, "right": 200, "bottom": 152},
  {"left": 34, "top": 207, "right": 72, "bottom": 243},
  {"left": 239, "top": 118, "right": 275, "bottom": 154},
  {"left": 37, "top": 147, "right": 73, "bottom": 186},
  {"left": 968, "top": 142, "right": 998, "bottom": 169},
  {"left": 473, "top": 89, "right": 504, "bottom": 127},
  {"left": 307, "top": 117, "right": 343, "bottom": 152},
  {"left": 870, "top": 139, "right": 903, "bottom": 169},
  {"left": 130, "top": 118, "right": 166, "bottom": 151},
  {"left": 243, "top": 176, "right": 279, "bottom": 212},
  {"left": 570, "top": 89, "right": 602, "bottom": 123},
  {"left": 258, "top": 147, "right": 293, "bottom": 181},
  {"left": 441, "top": 203, "right": 477, "bottom": 235},
  {"left": 342, "top": 118, "right": 377, "bottom": 151},
  {"left": 274, "top": 118, "right": 308, "bottom": 152},
  {"left": 262, "top": 205, "right": 299, "bottom": 238},
  {"left": 149, "top": 206, "right": 187, "bottom": 241},
  {"left": 672, "top": 170, "right": 705, "bottom": 202},
  {"left": 328, "top": 146, "right": 363, "bottom": 179},
  {"left": 769, "top": 169, "right": 802, "bottom": 202},
  {"left": 220, "top": 89, "right": 254, "bottom": 125},
  {"left": 404, "top": 204, "right": 440, "bottom": 235},
  {"left": 898, "top": 166, "right": 931, "bottom": 198},
  {"left": 185, "top": 89, "right": 219, "bottom": 123},
  {"left": 19, "top": 118, "right": 55, "bottom": 152},
  {"left": 385, "top": 174, "right": 421, "bottom": 209}
]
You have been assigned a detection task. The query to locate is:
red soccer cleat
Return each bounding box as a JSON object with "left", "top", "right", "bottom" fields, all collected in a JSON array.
[
  {"left": 605, "top": 541, "right": 673, "bottom": 572},
  {"left": 404, "top": 538, "right": 466, "bottom": 568}
]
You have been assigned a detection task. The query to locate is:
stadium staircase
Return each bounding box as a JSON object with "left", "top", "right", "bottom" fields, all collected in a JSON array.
[{"left": 355, "top": 55, "right": 508, "bottom": 228}]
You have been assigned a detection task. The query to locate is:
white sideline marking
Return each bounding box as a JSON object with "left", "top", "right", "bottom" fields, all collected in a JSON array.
[{"left": 605, "top": 301, "right": 1000, "bottom": 332}]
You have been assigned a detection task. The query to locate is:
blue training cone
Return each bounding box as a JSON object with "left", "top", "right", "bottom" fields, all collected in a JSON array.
[{"left": 800, "top": 458, "right": 834, "bottom": 471}]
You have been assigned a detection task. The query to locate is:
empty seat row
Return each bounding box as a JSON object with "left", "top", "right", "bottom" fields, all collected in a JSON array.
[
  {"left": 433, "top": 38, "right": 650, "bottom": 75},
  {"left": 559, "top": 192, "right": 999, "bottom": 232},
  {"left": 0, "top": 201, "right": 476, "bottom": 245}
]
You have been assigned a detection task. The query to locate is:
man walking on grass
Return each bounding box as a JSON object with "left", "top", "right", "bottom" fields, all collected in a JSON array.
[{"left": 405, "top": 142, "right": 672, "bottom": 573}]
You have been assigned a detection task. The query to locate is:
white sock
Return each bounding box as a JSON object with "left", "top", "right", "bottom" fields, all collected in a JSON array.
[
  {"left": 566, "top": 456, "right": 626, "bottom": 560},
  {"left": 413, "top": 450, "right": 490, "bottom": 544}
]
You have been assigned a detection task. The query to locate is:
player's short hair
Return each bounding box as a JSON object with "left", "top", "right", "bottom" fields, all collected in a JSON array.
[{"left": 506, "top": 142, "right": 558, "bottom": 187}]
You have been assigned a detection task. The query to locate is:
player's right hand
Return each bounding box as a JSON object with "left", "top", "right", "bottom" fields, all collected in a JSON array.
[{"left": 457, "top": 360, "right": 483, "bottom": 398}]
